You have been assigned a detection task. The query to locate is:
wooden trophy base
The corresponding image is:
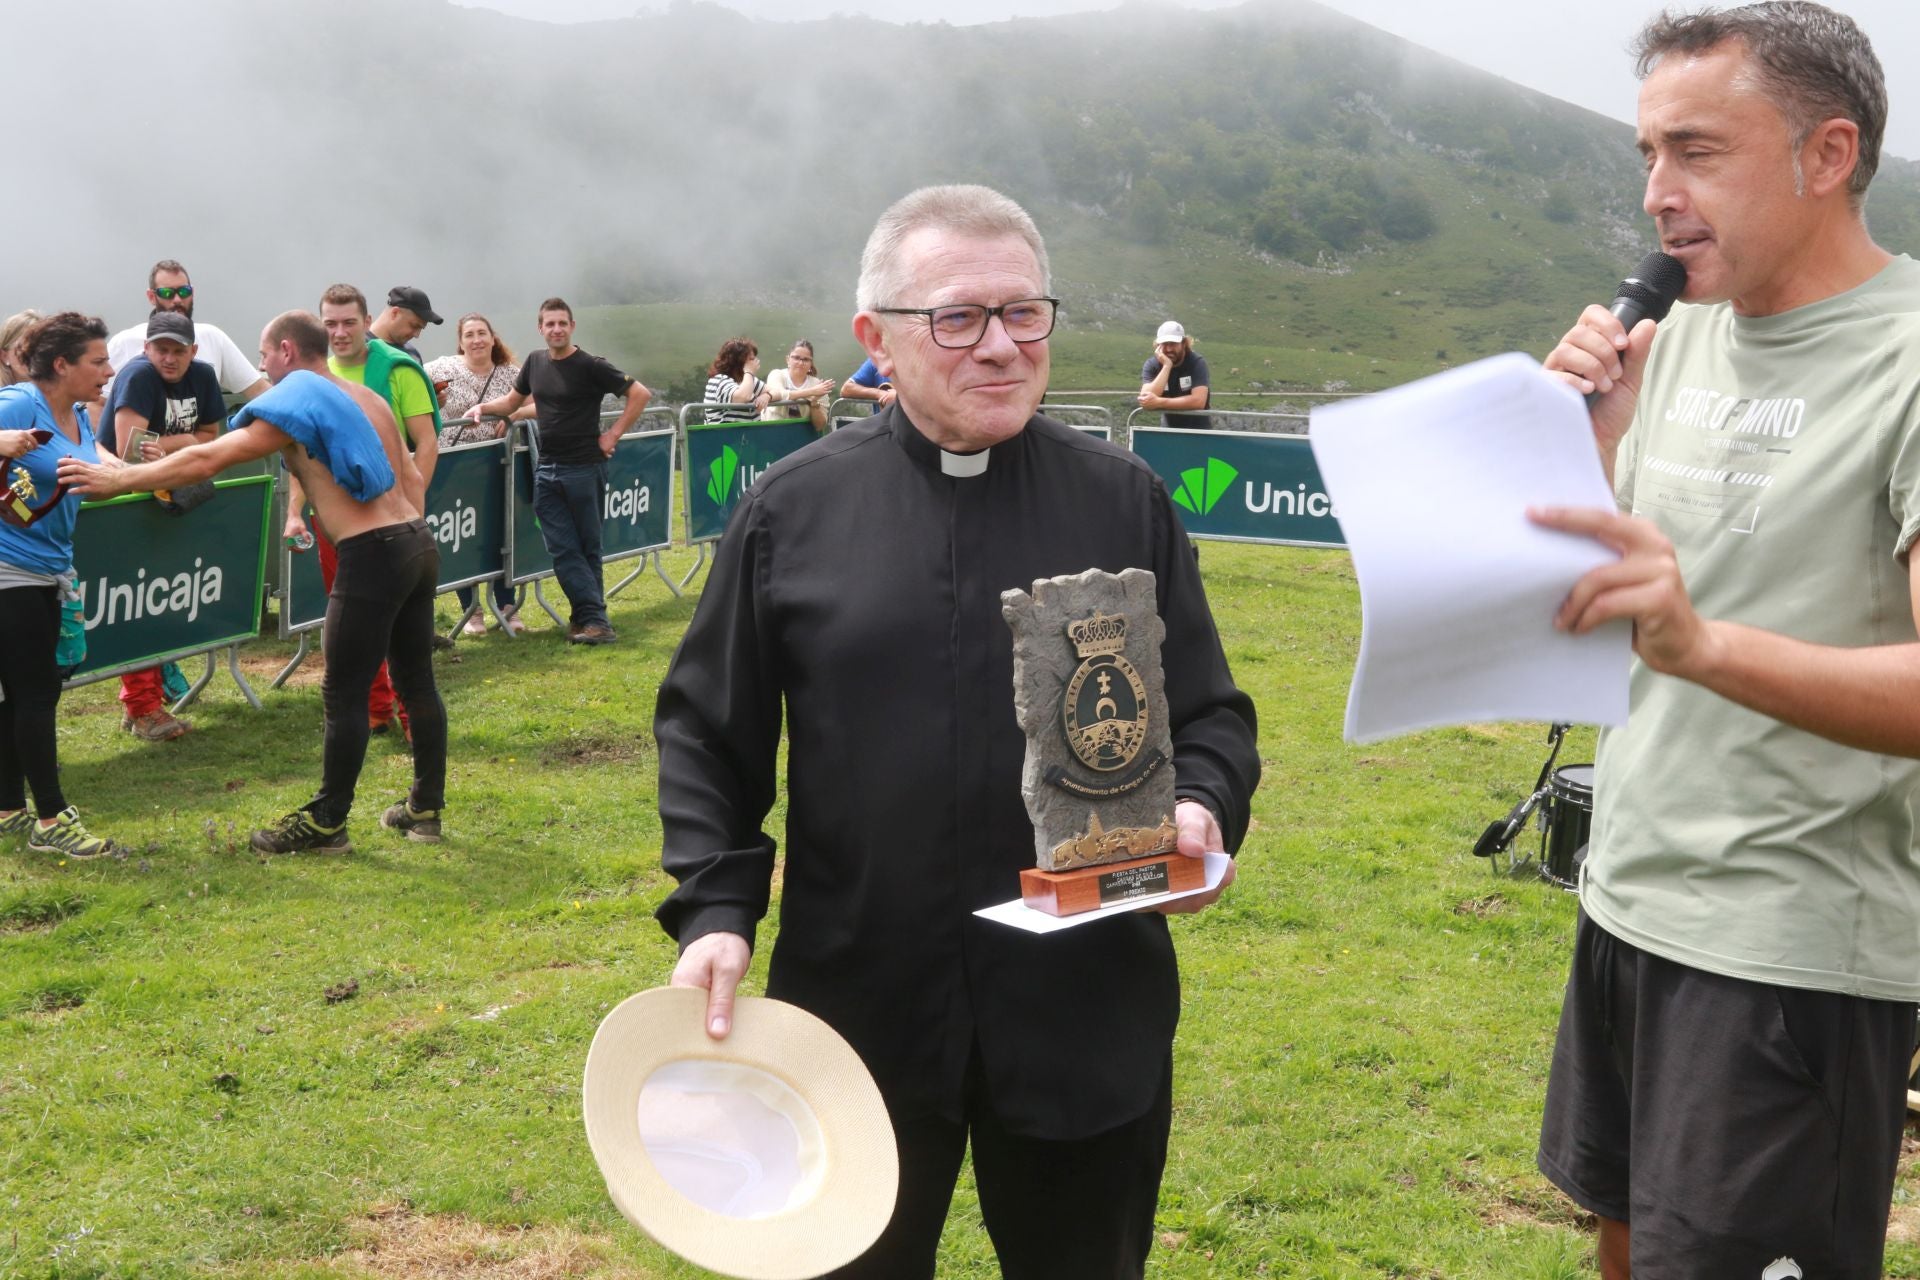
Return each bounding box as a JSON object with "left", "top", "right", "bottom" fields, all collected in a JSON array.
[{"left": 1019, "top": 851, "right": 1205, "bottom": 918}]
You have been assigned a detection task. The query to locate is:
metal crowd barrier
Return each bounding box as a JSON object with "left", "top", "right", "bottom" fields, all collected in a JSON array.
[
  {"left": 269, "top": 409, "right": 679, "bottom": 685},
  {"left": 1124, "top": 406, "right": 1310, "bottom": 436}
]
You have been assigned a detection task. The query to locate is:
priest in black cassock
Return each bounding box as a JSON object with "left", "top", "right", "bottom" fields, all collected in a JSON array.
[{"left": 653, "top": 184, "right": 1261, "bottom": 1279}]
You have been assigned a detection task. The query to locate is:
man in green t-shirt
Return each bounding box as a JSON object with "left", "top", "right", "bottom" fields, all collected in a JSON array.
[{"left": 1533, "top": 6, "right": 1920, "bottom": 1276}]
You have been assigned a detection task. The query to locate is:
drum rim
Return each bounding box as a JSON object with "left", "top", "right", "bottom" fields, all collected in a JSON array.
[{"left": 1547, "top": 763, "right": 1595, "bottom": 800}]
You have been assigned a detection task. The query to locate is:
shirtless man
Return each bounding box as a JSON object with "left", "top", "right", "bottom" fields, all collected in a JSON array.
[{"left": 59, "top": 310, "right": 448, "bottom": 853}]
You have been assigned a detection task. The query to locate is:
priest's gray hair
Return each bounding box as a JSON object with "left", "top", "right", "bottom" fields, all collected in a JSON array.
[{"left": 856, "top": 185, "right": 1052, "bottom": 312}]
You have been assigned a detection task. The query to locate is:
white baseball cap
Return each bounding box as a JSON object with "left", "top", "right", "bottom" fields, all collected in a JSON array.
[{"left": 1155, "top": 321, "right": 1186, "bottom": 343}]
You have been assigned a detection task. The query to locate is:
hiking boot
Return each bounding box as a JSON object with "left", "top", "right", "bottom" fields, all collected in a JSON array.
[
  {"left": 249, "top": 810, "right": 351, "bottom": 855},
  {"left": 124, "top": 709, "right": 191, "bottom": 742},
  {"left": 569, "top": 623, "right": 616, "bottom": 646},
  {"left": 0, "top": 809, "right": 33, "bottom": 842},
  {"left": 26, "top": 807, "right": 118, "bottom": 860},
  {"left": 380, "top": 800, "right": 442, "bottom": 844}
]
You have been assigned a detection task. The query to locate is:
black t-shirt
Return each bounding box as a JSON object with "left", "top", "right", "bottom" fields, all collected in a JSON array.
[
  {"left": 100, "top": 355, "right": 227, "bottom": 456},
  {"left": 514, "top": 347, "right": 633, "bottom": 465},
  {"left": 1140, "top": 350, "right": 1212, "bottom": 430}
]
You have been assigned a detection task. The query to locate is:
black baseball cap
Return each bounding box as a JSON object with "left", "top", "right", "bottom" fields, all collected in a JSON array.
[
  {"left": 387, "top": 286, "right": 443, "bottom": 325},
  {"left": 145, "top": 310, "right": 196, "bottom": 347}
]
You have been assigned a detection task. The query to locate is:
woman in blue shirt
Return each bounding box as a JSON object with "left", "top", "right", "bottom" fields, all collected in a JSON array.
[{"left": 0, "top": 312, "right": 119, "bottom": 860}]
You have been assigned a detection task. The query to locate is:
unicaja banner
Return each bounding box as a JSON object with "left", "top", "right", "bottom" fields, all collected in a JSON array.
[
  {"left": 682, "top": 417, "right": 817, "bottom": 544},
  {"left": 423, "top": 437, "right": 509, "bottom": 592},
  {"left": 1129, "top": 426, "right": 1345, "bottom": 548},
  {"left": 510, "top": 426, "right": 675, "bottom": 584},
  {"left": 69, "top": 475, "right": 272, "bottom": 676}
]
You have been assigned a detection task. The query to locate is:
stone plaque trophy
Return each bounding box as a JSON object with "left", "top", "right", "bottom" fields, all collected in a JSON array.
[{"left": 1000, "top": 567, "right": 1203, "bottom": 916}]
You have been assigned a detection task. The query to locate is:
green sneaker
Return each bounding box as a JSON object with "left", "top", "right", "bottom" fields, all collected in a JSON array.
[
  {"left": 26, "top": 807, "right": 118, "bottom": 860},
  {"left": 0, "top": 809, "right": 34, "bottom": 842},
  {"left": 380, "top": 800, "right": 442, "bottom": 844},
  {"left": 250, "top": 810, "right": 351, "bottom": 855}
]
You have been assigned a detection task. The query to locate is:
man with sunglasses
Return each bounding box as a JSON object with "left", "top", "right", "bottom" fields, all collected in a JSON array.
[
  {"left": 654, "top": 185, "right": 1259, "bottom": 1278},
  {"left": 106, "top": 260, "right": 267, "bottom": 405}
]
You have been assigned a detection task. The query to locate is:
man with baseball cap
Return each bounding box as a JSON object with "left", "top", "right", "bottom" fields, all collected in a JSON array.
[
  {"left": 97, "top": 310, "right": 228, "bottom": 742},
  {"left": 1138, "top": 319, "right": 1212, "bottom": 429},
  {"left": 106, "top": 260, "right": 267, "bottom": 404},
  {"left": 371, "top": 286, "right": 442, "bottom": 364}
]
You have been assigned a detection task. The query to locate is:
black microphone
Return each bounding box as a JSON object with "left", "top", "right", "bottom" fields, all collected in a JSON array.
[
  {"left": 1585, "top": 251, "right": 1686, "bottom": 404},
  {"left": 1608, "top": 251, "right": 1687, "bottom": 331}
]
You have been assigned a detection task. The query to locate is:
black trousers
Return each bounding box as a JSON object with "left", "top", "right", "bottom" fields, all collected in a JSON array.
[
  {"left": 309, "top": 521, "right": 446, "bottom": 826},
  {"left": 826, "top": 1049, "right": 1172, "bottom": 1280},
  {"left": 0, "top": 583, "right": 66, "bottom": 818}
]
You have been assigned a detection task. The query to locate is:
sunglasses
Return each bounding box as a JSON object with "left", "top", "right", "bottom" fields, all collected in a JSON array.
[{"left": 153, "top": 285, "right": 194, "bottom": 300}]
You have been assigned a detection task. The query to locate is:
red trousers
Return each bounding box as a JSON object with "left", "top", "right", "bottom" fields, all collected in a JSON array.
[
  {"left": 118, "top": 667, "right": 167, "bottom": 718},
  {"left": 317, "top": 526, "right": 407, "bottom": 730}
]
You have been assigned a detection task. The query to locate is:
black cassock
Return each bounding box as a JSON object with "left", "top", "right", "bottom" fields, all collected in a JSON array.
[{"left": 655, "top": 405, "right": 1260, "bottom": 1140}]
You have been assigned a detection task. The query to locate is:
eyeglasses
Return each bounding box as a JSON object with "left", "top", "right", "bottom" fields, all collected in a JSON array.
[
  {"left": 153, "top": 285, "right": 194, "bottom": 300},
  {"left": 873, "top": 297, "right": 1059, "bottom": 349}
]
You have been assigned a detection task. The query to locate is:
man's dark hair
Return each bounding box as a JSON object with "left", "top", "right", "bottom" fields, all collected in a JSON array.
[
  {"left": 537, "top": 296, "right": 573, "bottom": 321},
  {"left": 147, "top": 259, "right": 188, "bottom": 291},
  {"left": 710, "top": 337, "right": 757, "bottom": 381},
  {"left": 1633, "top": 1, "right": 1886, "bottom": 202},
  {"left": 22, "top": 312, "right": 108, "bottom": 381},
  {"left": 264, "top": 310, "right": 329, "bottom": 362},
  {"left": 319, "top": 283, "right": 369, "bottom": 316}
]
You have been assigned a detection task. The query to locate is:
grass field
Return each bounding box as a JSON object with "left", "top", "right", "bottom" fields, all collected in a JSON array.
[{"left": 3, "top": 540, "right": 1917, "bottom": 1278}]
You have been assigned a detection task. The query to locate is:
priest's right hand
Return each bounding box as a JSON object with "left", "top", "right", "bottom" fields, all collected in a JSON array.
[{"left": 670, "top": 931, "right": 752, "bottom": 1041}]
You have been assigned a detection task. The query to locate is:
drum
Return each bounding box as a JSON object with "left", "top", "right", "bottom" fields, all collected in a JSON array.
[{"left": 1539, "top": 764, "right": 1594, "bottom": 890}]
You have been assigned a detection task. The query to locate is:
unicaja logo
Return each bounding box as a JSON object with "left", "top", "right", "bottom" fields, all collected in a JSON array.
[
  {"left": 706, "top": 446, "right": 739, "bottom": 506},
  {"left": 1761, "top": 1258, "right": 1802, "bottom": 1280},
  {"left": 80, "top": 558, "right": 225, "bottom": 629},
  {"left": 1171, "top": 458, "right": 1238, "bottom": 516}
]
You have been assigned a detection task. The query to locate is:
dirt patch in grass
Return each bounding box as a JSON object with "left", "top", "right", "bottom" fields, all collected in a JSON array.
[
  {"left": 538, "top": 733, "right": 650, "bottom": 767},
  {"left": 1451, "top": 1166, "right": 1593, "bottom": 1234},
  {"left": 1451, "top": 893, "right": 1510, "bottom": 919},
  {"left": 313, "top": 1206, "right": 633, "bottom": 1279},
  {"left": 237, "top": 648, "right": 327, "bottom": 690}
]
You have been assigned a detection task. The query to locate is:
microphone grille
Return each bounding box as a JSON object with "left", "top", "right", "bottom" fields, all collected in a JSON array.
[{"left": 1617, "top": 252, "right": 1688, "bottom": 323}]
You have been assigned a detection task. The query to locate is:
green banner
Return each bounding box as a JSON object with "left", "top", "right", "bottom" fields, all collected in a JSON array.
[
  {"left": 282, "top": 504, "right": 327, "bottom": 634},
  {"left": 510, "top": 428, "right": 676, "bottom": 584},
  {"left": 1129, "top": 427, "right": 1345, "bottom": 548},
  {"left": 601, "top": 429, "right": 674, "bottom": 558},
  {"left": 70, "top": 475, "right": 272, "bottom": 675},
  {"left": 422, "top": 438, "right": 508, "bottom": 591},
  {"left": 682, "top": 416, "right": 818, "bottom": 543}
]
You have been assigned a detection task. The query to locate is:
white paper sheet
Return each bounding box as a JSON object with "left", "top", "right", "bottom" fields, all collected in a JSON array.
[
  {"left": 1308, "top": 352, "right": 1631, "bottom": 743},
  {"left": 973, "top": 852, "right": 1231, "bottom": 934}
]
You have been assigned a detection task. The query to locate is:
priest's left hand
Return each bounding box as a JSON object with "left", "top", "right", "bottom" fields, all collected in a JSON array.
[{"left": 1151, "top": 799, "right": 1234, "bottom": 915}]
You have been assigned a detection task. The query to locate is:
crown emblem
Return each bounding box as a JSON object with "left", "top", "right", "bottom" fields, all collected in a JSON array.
[{"left": 1067, "top": 612, "right": 1127, "bottom": 658}]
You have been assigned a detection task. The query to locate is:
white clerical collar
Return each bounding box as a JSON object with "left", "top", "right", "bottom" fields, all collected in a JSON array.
[{"left": 940, "top": 447, "right": 990, "bottom": 478}]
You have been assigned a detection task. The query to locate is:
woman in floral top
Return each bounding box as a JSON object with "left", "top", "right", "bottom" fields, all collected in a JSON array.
[{"left": 425, "top": 313, "right": 533, "bottom": 635}]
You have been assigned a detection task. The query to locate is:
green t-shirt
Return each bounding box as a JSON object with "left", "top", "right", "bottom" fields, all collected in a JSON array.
[
  {"left": 329, "top": 355, "right": 435, "bottom": 444},
  {"left": 1587, "top": 255, "right": 1920, "bottom": 1001}
]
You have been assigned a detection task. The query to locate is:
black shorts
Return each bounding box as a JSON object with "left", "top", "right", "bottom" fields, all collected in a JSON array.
[{"left": 1538, "top": 912, "right": 1915, "bottom": 1278}]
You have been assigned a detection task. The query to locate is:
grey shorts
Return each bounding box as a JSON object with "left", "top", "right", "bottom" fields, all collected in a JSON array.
[{"left": 1538, "top": 912, "right": 1915, "bottom": 1279}]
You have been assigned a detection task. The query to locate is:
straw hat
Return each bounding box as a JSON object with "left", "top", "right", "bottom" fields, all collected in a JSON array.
[{"left": 583, "top": 987, "right": 898, "bottom": 1279}]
